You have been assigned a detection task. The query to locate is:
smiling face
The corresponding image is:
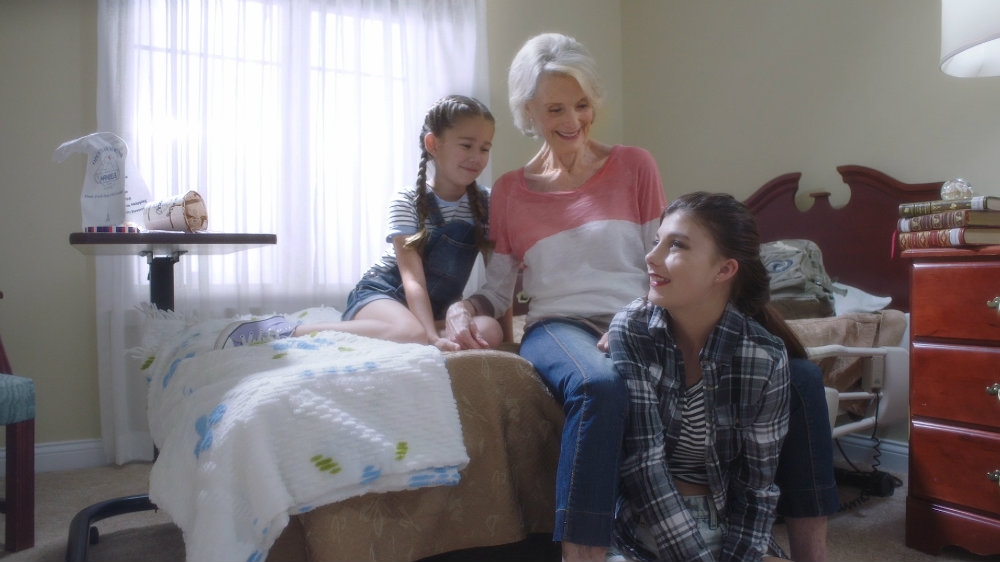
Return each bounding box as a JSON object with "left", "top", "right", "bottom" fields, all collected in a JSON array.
[
  {"left": 645, "top": 210, "right": 737, "bottom": 312},
  {"left": 524, "top": 73, "right": 594, "bottom": 150},
  {"left": 425, "top": 114, "right": 495, "bottom": 198}
]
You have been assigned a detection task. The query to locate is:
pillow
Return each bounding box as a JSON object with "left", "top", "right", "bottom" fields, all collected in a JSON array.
[{"left": 831, "top": 282, "right": 892, "bottom": 315}]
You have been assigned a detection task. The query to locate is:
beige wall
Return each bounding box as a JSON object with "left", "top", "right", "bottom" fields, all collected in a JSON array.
[
  {"left": 0, "top": 0, "right": 102, "bottom": 448},
  {"left": 3, "top": 0, "right": 997, "bottom": 456},
  {"left": 621, "top": 1, "right": 1000, "bottom": 204}
]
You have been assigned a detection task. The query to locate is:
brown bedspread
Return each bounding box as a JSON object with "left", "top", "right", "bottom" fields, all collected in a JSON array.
[{"left": 267, "top": 349, "right": 563, "bottom": 562}]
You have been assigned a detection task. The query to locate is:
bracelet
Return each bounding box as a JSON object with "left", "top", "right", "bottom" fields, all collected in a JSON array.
[
  {"left": 448, "top": 300, "right": 474, "bottom": 318},
  {"left": 462, "top": 300, "right": 477, "bottom": 317}
]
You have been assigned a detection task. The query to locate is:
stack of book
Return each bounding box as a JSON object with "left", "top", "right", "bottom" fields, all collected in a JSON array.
[{"left": 897, "top": 195, "right": 1000, "bottom": 249}]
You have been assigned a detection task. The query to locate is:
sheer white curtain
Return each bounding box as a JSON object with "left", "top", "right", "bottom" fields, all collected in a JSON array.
[{"left": 95, "top": 0, "right": 489, "bottom": 463}]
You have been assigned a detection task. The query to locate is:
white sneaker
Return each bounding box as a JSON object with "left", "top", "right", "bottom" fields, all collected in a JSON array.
[{"left": 214, "top": 316, "right": 295, "bottom": 349}]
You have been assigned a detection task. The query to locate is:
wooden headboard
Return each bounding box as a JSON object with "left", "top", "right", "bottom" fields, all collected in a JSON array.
[{"left": 744, "top": 165, "right": 942, "bottom": 313}]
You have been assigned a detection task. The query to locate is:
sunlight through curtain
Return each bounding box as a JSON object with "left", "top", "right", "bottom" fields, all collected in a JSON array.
[{"left": 95, "top": 0, "right": 488, "bottom": 463}]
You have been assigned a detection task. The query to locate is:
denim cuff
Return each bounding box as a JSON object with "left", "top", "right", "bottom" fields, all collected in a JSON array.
[
  {"left": 776, "top": 481, "right": 840, "bottom": 517},
  {"left": 555, "top": 508, "right": 615, "bottom": 547}
]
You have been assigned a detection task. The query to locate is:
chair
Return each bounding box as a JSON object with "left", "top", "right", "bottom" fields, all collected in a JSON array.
[{"left": 0, "top": 291, "right": 35, "bottom": 551}]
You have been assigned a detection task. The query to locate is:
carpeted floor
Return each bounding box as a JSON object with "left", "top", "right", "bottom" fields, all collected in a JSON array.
[{"left": 2, "top": 462, "right": 999, "bottom": 562}]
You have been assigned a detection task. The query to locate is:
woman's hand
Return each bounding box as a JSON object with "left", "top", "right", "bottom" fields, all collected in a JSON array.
[{"left": 445, "top": 300, "right": 490, "bottom": 349}]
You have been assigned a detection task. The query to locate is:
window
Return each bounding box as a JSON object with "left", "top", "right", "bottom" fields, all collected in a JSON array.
[
  {"left": 112, "top": 0, "right": 488, "bottom": 307},
  {"left": 96, "top": 0, "right": 487, "bottom": 463}
]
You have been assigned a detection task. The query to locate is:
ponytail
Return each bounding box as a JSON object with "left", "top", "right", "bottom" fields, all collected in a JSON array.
[
  {"left": 404, "top": 150, "right": 434, "bottom": 251},
  {"left": 464, "top": 182, "right": 493, "bottom": 254},
  {"left": 756, "top": 305, "right": 807, "bottom": 359}
]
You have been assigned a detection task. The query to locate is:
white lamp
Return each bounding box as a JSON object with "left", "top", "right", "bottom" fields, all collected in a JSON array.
[{"left": 941, "top": 0, "right": 1000, "bottom": 77}]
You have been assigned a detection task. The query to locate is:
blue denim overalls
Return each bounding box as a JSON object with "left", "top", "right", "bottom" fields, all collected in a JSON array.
[{"left": 341, "top": 192, "right": 483, "bottom": 321}]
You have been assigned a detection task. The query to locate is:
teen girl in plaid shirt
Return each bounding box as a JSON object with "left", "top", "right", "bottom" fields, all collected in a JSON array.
[{"left": 609, "top": 192, "right": 801, "bottom": 562}]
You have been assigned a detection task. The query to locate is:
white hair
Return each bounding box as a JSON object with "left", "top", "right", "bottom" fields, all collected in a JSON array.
[{"left": 507, "top": 33, "right": 605, "bottom": 138}]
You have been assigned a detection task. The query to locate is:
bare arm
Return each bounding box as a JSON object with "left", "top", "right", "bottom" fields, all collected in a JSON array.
[{"left": 394, "top": 236, "right": 458, "bottom": 350}]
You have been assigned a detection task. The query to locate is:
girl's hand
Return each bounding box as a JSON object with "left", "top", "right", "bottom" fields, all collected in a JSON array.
[
  {"left": 431, "top": 336, "right": 461, "bottom": 352},
  {"left": 445, "top": 301, "right": 489, "bottom": 349},
  {"left": 597, "top": 331, "right": 610, "bottom": 353}
]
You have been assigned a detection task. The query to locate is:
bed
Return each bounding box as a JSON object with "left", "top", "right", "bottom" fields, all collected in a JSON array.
[
  {"left": 127, "top": 164, "right": 939, "bottom": 562},
  {"left": 745, "top": 165, "right": 940, "bottom": 438}
]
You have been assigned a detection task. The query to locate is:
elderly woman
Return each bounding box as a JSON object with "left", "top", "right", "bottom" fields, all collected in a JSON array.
[{"left": 445, "top": 33, "right": 666, "bottom": 561}]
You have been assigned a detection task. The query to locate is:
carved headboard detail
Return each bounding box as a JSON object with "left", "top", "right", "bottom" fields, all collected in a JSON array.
[{"left": 744, "top": 165, "right": 942, "bottom": 312}]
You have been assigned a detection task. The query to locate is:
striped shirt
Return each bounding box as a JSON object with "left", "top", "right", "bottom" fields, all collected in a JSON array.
[
  {"left": 672, "top": 379, "right": 708, "bottom": 486},
  {"left": 609, "top": 299, "right": 790, "bottom": 562},
  {"left": 371, "top": 185, "right": 488, "bottom": 272}
]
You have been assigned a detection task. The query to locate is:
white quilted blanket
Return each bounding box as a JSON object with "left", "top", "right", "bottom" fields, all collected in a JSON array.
[{"left": 143, "top": 309, "right": 469, "bottom": 562}]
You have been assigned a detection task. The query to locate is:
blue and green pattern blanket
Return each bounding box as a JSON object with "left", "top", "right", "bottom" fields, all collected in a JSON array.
[{"left": 143, "top": 308, "right": 468, "bottom": 562}]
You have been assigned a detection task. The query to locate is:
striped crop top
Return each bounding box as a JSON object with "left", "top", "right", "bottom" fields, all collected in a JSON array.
[{"left": 669, "top": 379, "right": 708, "bottom": 486}]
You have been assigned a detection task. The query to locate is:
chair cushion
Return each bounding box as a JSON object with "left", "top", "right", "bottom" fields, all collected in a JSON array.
[{"left": 0, "top": 374, "right": 35, "bottom": 424}]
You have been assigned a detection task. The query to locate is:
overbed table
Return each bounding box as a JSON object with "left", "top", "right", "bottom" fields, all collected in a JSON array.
[
  {"left": 65, "top": 231, "right": 277, "bottom": 561},
  {"left": 69, "top": 231, "right": 277, "bottom": 310}
]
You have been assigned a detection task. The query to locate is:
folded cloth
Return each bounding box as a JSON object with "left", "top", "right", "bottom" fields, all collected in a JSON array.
[
  {"left": 143, "top": 311, "right": 469, "bottom": 562},
  {"left": 787, "top": 309, "right": 907, "bottom": 416}
]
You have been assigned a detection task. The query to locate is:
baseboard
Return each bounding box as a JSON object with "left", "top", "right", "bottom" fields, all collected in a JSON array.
[
  {"left": 0, "top": 439, "right": 109, "bottom": 476},
  {"left": 833, "top": 434, "right": 909, "bottom": 475}
]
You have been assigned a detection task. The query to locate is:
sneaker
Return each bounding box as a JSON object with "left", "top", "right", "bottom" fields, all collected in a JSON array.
[{"left": 214, "top": 316, "right": 296, "bottom": 349}]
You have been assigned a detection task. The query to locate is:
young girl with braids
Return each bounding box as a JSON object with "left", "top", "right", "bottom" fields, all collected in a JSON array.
[
  {"left": 216, "top": 95, "right": 502, "bottom": 351},
  {"left": 608, "top": 192, "right": 795, "bottom": 562}
]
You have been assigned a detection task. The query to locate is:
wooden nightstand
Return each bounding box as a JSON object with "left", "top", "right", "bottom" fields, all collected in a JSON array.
[{"left": 903, "top": 244, "right": 1000, "bottom": 556}]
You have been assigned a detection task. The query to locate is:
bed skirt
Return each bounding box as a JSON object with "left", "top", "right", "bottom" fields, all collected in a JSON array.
[{"left": 267, "top": 349, "right": 564, "bottom": 562}]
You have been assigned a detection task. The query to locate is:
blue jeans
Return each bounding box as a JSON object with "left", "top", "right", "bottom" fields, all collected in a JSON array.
[
  {"left": 775, "top": 358, "right": 840, "bottom": 517},
  {"left": 519, "top": 318, "right": 626, "bottom": 547}
]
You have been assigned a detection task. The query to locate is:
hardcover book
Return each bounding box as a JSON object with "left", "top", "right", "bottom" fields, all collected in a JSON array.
[
  {"left": 897, "top": 227, "right": 1000, "bottom": 249},
  {"left": 898, "top": 195, "right": 1000, "bottom": 218},
  {"left": 897, "top": 209, "right": 1000, "bottom": 232}
]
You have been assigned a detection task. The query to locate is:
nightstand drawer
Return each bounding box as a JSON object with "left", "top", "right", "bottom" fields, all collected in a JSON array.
[
  {"left": 910, "top": 419, "right": 1000, "bottom": 515},
  {"left": 911, "top": 261, "right": 1000, "bottom": 342},
  {"left": 911, "top": 343, "right": 1000, "bottom": 427}
]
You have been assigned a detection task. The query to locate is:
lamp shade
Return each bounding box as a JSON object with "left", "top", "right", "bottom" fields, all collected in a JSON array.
[{"left": 941, "top": 0, "right": 1000, "bottom": 77}]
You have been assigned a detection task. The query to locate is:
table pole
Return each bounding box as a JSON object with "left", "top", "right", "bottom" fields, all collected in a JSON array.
[{"left": 144, "top": 251, "right": 183, "bottom": 311}]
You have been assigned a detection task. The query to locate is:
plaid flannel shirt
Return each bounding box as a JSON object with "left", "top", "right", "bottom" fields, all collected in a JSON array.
[{"left": 609, "top": 299, "right": 790, "bottom": 562}]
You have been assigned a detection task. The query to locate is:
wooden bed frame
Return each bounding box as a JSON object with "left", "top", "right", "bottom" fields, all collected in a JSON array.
[
  {"left": 746, "top": 164, "right": 942, "bottom": 442},
  {"left": 744, "top": 165, "right": 943, "bottom": 312}
]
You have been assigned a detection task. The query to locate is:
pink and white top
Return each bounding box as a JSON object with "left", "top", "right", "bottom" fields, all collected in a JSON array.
[{"left": 473, "top": 145, "right": 666, "bottom": 326}]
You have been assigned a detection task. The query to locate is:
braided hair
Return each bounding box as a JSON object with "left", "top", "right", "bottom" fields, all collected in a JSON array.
[
  {"left": 663, "top": 192, "right": 807, "bottom": 358},
  {"left": 405, "top": 95, "right": 494, "bottom": 254}
]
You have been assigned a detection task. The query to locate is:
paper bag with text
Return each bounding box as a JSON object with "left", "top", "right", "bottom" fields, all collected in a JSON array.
[{"left": 53, "top": 132, "right": 151, "bottom": 230}]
